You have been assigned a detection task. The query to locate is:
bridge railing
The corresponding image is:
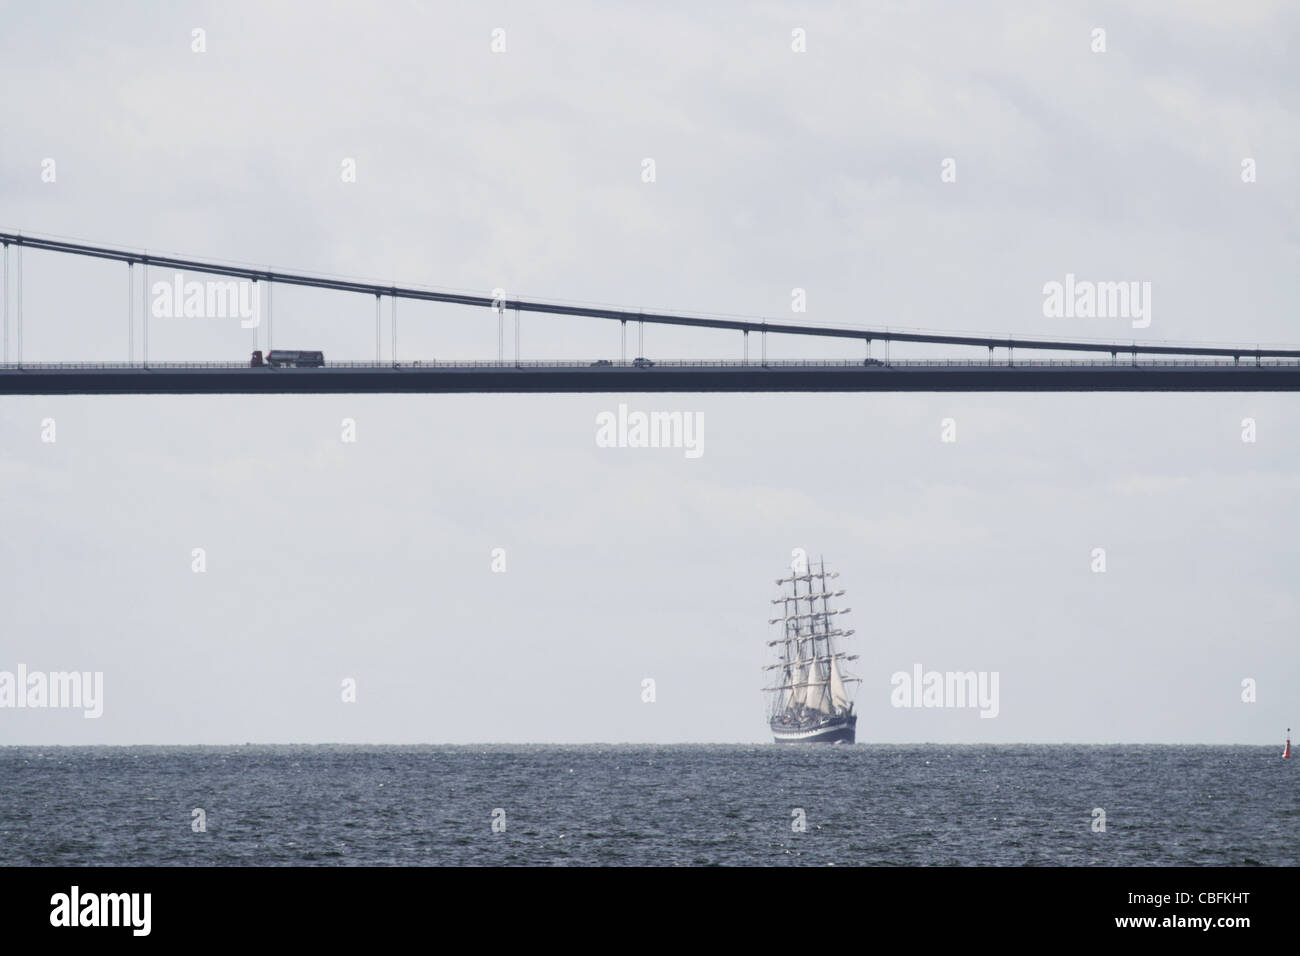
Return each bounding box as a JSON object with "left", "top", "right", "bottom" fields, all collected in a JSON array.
[{"left": 2, "top": 359, "right": 1299, "bottom": 370}]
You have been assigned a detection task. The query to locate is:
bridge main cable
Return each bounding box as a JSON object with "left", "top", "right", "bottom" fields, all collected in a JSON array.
[{"left": 3, "top": 230, "right": 1297, "bottom": 359}]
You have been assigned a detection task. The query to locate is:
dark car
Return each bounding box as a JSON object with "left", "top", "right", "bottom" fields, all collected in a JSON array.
[
  {"left": 632, "top": 357, "right": 655, "bottom": 368},
  {"left": 261, "top": 349, "right": 325, "bottom": 368},
  {"left": 863, "top": 358, "right": 885, "bottom": 367},
  {"left": 590, "top": 359, "right": 613, "bottom": 367}
]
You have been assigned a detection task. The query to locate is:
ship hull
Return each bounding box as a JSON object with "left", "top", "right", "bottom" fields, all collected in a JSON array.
[{"left": 770, "top": 713, "right": 856, "bottom": 744}]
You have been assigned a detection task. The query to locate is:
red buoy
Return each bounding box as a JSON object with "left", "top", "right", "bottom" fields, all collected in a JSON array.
[{"left": 1285, "top": 729, "right": 1292, "bottom": 760}]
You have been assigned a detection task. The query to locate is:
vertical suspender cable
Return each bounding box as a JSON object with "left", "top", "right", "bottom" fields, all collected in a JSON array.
[
  {"left": 128, "top": 261, "right": 134, "bottom": 363},
  {"left": 142, "top": 260, "right": 148, "bottom": 366},
  {"left": 2, "top": 242, "right": 7, "bottom": 363},
  {"left": 16, "top": 243, "right": 22, "bottom": 364}
]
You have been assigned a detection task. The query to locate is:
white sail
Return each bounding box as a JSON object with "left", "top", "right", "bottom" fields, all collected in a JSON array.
[
  {"left": 787, "top": 660, "right": 807, "bottom": 708},
  {"left": 829, "top": 654, "right": 851, "bottom": 711},
  {"left": 804, "top": 657, "right": 830, "bottom": 713}
]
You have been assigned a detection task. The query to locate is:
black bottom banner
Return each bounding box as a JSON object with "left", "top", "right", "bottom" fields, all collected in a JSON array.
[{"left": 0, "top": 865, "right": 1277, "bottom": 943}]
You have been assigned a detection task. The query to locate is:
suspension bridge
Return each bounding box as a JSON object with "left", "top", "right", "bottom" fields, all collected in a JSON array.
[{"left": 2, "top": 230, "right": 1298, "bottom": 395}]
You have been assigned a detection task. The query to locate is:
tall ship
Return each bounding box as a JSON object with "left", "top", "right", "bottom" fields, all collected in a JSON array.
[{"left": 763, "top": 558, "right": 861, "bottom": 743}]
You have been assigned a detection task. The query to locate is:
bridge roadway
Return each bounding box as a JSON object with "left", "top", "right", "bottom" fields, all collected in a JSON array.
[{"left": 3, "top": 360, "right": 1300, "bottom": 394}]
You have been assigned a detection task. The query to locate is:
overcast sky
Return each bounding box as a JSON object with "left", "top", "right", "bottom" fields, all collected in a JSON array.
[{"left": 1, "top": 1, "right": 1296, "bottom": 744}]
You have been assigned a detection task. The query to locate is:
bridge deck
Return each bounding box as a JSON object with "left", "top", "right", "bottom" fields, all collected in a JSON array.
[{"left": 2, "top": 360, "right": 1299, "bottom": 394}]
